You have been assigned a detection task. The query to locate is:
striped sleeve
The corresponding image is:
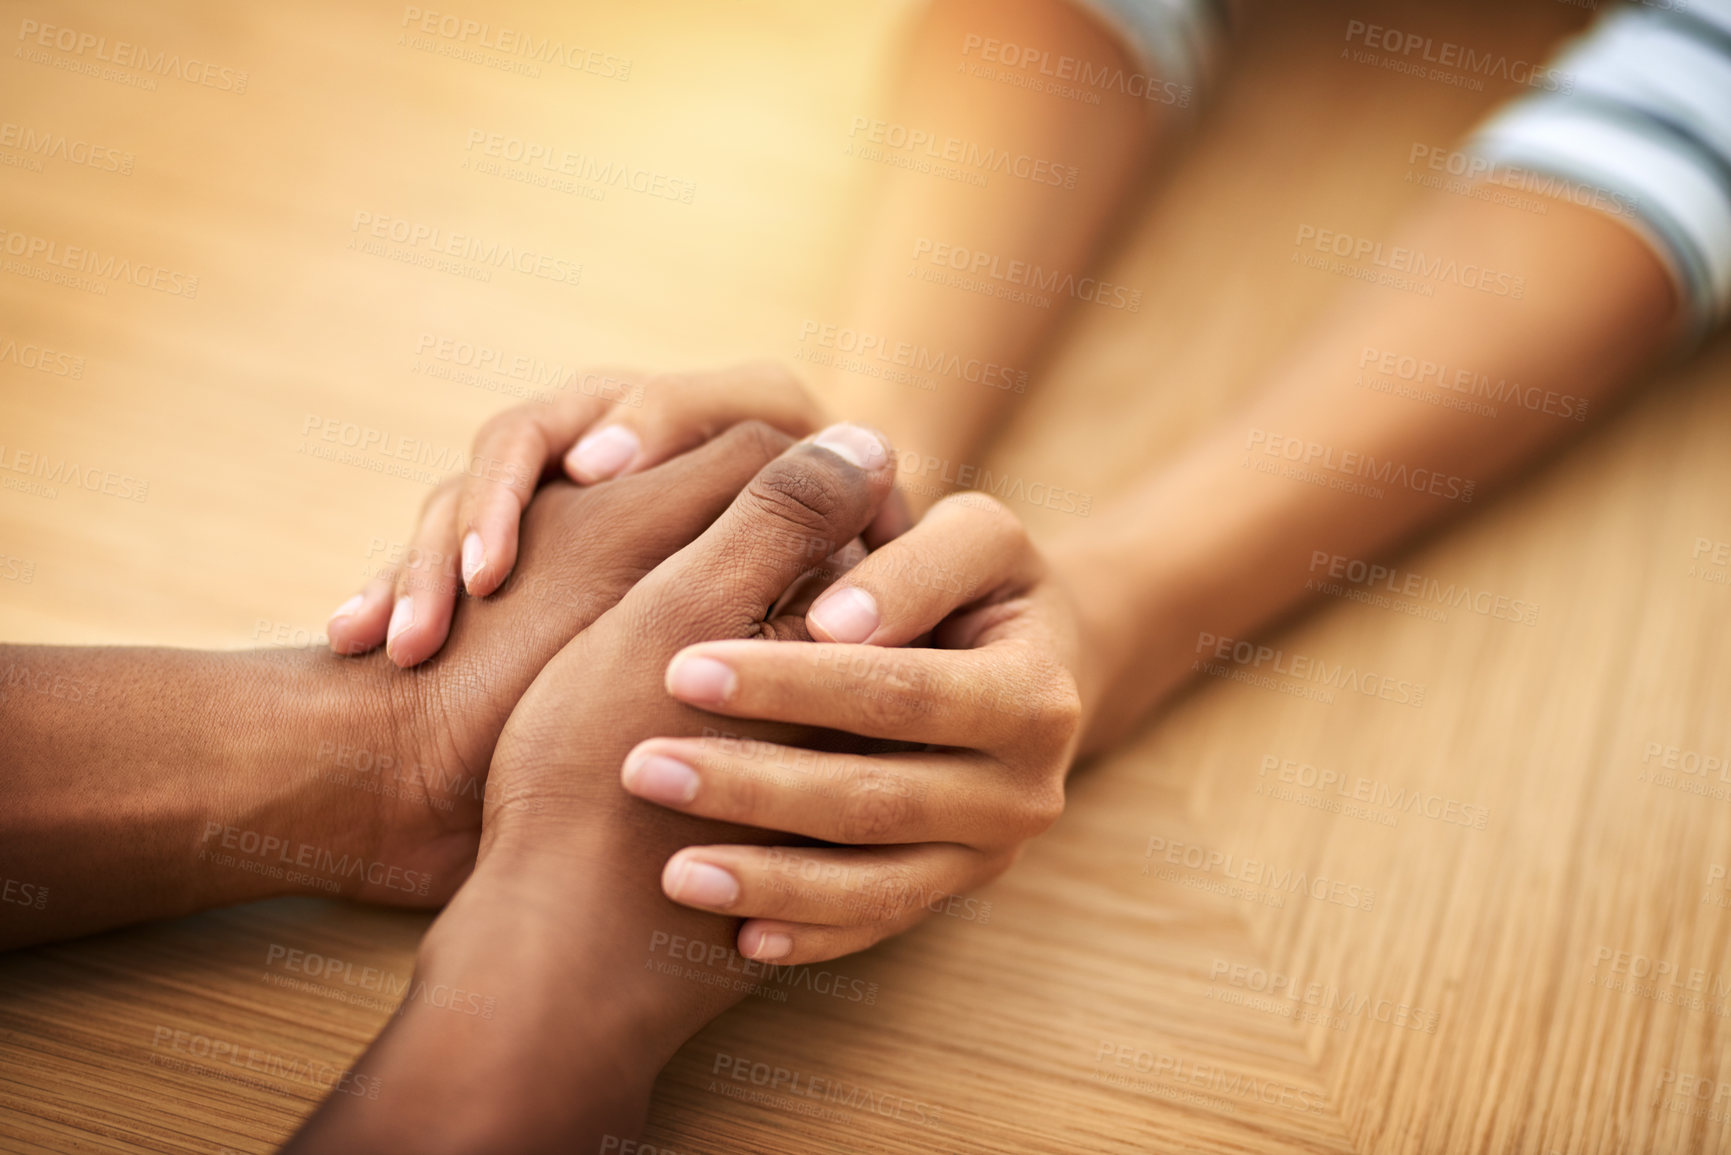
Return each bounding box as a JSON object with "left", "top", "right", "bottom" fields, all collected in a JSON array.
[
  {"left": 1058, "top": 0, "right": 1237, "bottom": 115},
  {"left": 1468, "top": 0, "right": 1731, "bottom": 342}
]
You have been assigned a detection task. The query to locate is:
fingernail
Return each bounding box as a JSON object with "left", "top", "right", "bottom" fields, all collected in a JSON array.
[
  {"left": 386, "top": 595, "right": 414, "bottom": 642},
  {"left": 810, "top": 423, "right": 887, "bottom": 470},
  {"left": 666, "top": 654, "right": 737, "bottom": 705},
  {"left": 744, "top": 930, "right": 793, "bottom": 962},
  {"left": 809, "top": 586, "right": 879, "bottom": 644},
  {"left": 568, "top": 425, "right": 641, "bottom": 482},
  {"left": 668, "top": 860, "right": 739, "bottom": 908},
  {"left": 328, "top": 594, "right": 365, "bottom": 625},
  {"left": 623, "top": 752, "right": 700, "bottom": 805},
  {"left": 460, "top": 531, "right": 486, "bottom": 589}
]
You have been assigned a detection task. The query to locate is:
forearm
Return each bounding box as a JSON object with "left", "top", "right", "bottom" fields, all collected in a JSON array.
[
  {"left": 284, "top": 790, "right": 770, "bottom": 1153},
  {"left": 0, "top": 645, "right": 417, "bottom": 947},
  {"left": 1060, "top": 190, "right": 1678, "bottom": 752},
  {"left": 819, "top": 0, "right": 1175, "bottom": 499}
]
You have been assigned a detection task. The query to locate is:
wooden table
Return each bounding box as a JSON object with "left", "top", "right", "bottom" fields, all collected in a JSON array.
[{"left": 4, "top": 0, "right": 1730, "bottom": 1150}]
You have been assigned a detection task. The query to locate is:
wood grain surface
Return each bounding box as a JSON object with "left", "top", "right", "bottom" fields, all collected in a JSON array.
[{"left": 4, "top": 0, "right": 1730, "bottom": 1152}]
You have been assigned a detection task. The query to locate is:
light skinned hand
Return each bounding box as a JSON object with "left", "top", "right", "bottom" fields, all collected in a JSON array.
[
  {"left": 325, "top": 361, "right": 831, "bottom": 667},
  {"left": 623, "top": 491, "right": 1085, "bottom": 966}
]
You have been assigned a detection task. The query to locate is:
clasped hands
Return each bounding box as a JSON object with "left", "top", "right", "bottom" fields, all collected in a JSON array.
[{"left": 328, "top": 362, "right": 1086, "bottom": 968}]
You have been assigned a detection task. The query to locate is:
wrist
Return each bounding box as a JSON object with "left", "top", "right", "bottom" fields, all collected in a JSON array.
[
  {"left": 297, "top": 853, "right": 667, "bottom": 1153},
  {"left": 194, "top": 650, "right": 460, "bottom": 909},
  {"left": 1048, "top": 523, "right": 1223, "bottom": 757}
]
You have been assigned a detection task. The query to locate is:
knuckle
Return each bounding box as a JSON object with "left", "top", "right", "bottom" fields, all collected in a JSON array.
[
  {"left": 419, "top": 478, "right": 461, "bottom": 518},
  {"left": 641, "top": 370, "right": 696, "bottom": 410},
  {"left": 721, "top": 418, "right": 795, "bottom": 467},
  {"left": 852, "top": 865, "right": 922, "bottom": 923},
  {"left": 738, "top": 357, "right": 799, "bottom": 388},
  {"left": 476, "top": 404, "right": 542, "bottom": 447},
  {"left": 843, "top": 658, "right": 934, "bottom": 733},
  {"left": 742, "top": 452, "right": 861, "bottom": 545},
  {"left": 836, "top": 770, "right": 919, "bottom": 842},
  {"left": 1019, "top": 782, "right": 1067, "bottom": 839},
  {"left": 1011, "top": 660, "right": 1082, "bottom": 752},
  {"left": 719, "top": 760, "right": 770, "bottom": 822},
  {"left": 941, "top": 491, "right": 1024, "bottom": 542}
]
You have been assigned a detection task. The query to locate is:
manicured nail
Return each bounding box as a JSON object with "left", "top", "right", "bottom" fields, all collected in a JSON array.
[
  {"left": 744, "top": 930, "right": 792, "bottom": 962},
  {"left": 809, "top": 585, "right": 879, "bottom": 644},
  {"left": 568, "top": 425, "right": 641, "bottom": 482},
  {"left": 810, "top": 423, "right": 887, "bottom": 470},
  {"left": 386, "top": 596, "right": 414, "bottom": 642},
  {"left": 328, "top": 594, "right": 365, "bottom": 625},
  {"left": 623, "top": 752, "right": 700, "bottom": 805},
  {"left": 667, "top": 859, "right": 739, "bottom": 908},
  {"left": 460, "top": 531, "right": 486, "bottom": 589},
  {"left": 666, "top": 654, "right": 737, "bottom": 705}
]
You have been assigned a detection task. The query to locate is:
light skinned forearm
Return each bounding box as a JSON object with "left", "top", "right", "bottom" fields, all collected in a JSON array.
[
  {"left": 1058, "top": 191, "right": 1679, "bottom": 752},
  {"left": 0, "top": 645, "right": 408, "bottom": 947},
  {"left": 821, "top": 0, "right": 1176, "bottom": 501}
]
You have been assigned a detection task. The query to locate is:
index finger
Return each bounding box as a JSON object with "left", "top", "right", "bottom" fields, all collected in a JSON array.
[{"left": 454, "top": 390, "right": 615, "bottom": 596}]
